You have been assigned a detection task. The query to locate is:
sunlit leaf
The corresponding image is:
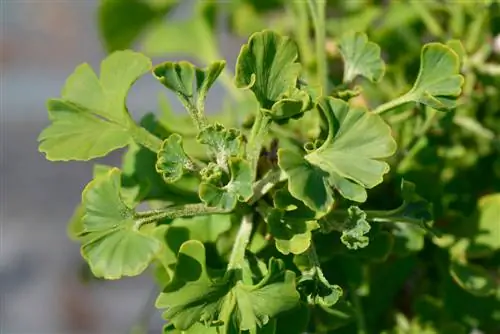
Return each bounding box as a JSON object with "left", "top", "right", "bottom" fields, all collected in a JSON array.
[
  {"left": 38, "top": 51, "right": 151, "bottom": 160},
  {"left": 399, "top": 43, "right": 464, "bottom": 110},
  {"left": 470, "top": 193, "right": 500, "bottom": 255},
  {"left": 80, "top": 168, "right": 161, "bottom": 279},
  {"left": 278, "top": 97, "right": 396, "bottom": 213}
]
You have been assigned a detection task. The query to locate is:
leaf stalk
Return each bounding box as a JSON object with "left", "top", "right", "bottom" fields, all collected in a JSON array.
[{"left": 227, "top": 213, "right": 254, "bottom": 270}]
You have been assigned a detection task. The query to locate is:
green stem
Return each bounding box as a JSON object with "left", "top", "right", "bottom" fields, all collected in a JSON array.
[
  {"left": 351, "top": 288, "right": 367, "bottom": 334},
  {"left": 397, "top": 108, "right": 437, "bottom": 170},
  {"left": 453, "top": 115, "right": 495, "bottom": 140},
  {"left": 135, "top": 203, "right": 228, "bottom": 227},
  {"left": 129, "top": 124, "right": 163, "bottom": 153},
  {"left": 289, "top": 1, "right": 314, "bottom": 70},
  {"left": 178, "top": 94, "right": 207, "bottom": 130},
  {"left": 247, "top": 111, "right": 272, "bottom": 180},
  {"left": 227, "top": 214, "right": 254, "bottom": 270},
  {"left": 307, "top": 0, "right": 327, "bottom": 91},
  {"left": 249, "top": 168, "right": 287, "bottom": 205},
  {"left": 372, "top": 94, "right": 413, "bottom": 115},
  {"left": 409, "top": 1, "right": 443, "bottom": 37}
]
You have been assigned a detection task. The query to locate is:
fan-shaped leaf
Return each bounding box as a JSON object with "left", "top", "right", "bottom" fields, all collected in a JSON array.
[
  {"left": 404, "top": 43, "right": 464, "bottom": 110},
  {"left": 156, "top": 241, "right": 299, "bottom": 333},
  {"left": 338, "top": 31, "right": 385, "bottom": 83},
  {"left": 80, "top": 168, "right": 161, "bottom": 279},
  {"left": 278, "top": 97, "right": 396, "bottom": 213},
  {"left": 38, "top": 51, "right": 151, "bottom": 160}
]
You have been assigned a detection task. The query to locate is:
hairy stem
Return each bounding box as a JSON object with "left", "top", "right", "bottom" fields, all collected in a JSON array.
[
  {"left": 307, "top": 0, "right": 327, "bottom": 91},
  {"left": 135, "top": 203, "right": 228, "bottom": 227},
  {"left": 227, "top": 214, "right": 254, "bottom": 270},
  {"left": 178, "top": 94, "right": 207, "bottom": 130},
  {"left": 247, "top": 111, "right": 272, "bottom": 180},
  {"left": 249, "top": 168, "right": 287, "bottom": 205},
  {"left": 129, "top": 124, "right": 163, "bottom": 153}
]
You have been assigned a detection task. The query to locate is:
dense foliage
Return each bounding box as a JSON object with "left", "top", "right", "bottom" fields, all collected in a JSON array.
[{"left": 39, "top": 1, "right": 500, "bottom": 333}]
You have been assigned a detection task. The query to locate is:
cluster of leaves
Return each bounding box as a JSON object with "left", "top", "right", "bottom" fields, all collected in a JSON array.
[{"left": 40, "top": 0, "right": 500, "bottom": 333}]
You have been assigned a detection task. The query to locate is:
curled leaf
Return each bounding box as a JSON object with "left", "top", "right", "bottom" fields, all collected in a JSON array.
[
  {"left": 156, "top": 134, "right": 196, "bottom": 183},
  {"left": 340, "top": 207, "right": 371, "bottom": 250},
  {"left": 235, "top": 30, "right": 301, "bottom": 109},
  {"left": 298, "top": 266, "right": 343, "bottom": 307},
  {"left": 234, "top": 30, "right": 312, "bottom": 121},
  {"left": 153, "top": 60, "right": 225, "bottom": 100},
  {"left": 197, "top": 123, "right": 244, "bottom": 168},
  {"left": 320, "top": 206, "right": 371, "bottom": 250},
  {"left": 199, "top": 158, "right": 253, "bottom": 210}
]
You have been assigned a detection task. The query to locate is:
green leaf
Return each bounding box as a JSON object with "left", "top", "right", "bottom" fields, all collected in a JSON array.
[
  {"left": 298, "top": 266, "right": 343, "bottom": 307},
  {"left": 197, "top": 123, "right": 244, "bottom": 168},
  {"left": 371, "top": 180, "right": 435, "bottom": 232},
  {"left": 38, "top": 51, "right": 151, "bottom": 160},
  {"left": 156, "top": 240, "right": 299, "bottom": 333},
  {"left": 403, "top": 43, "right": 464, "bottom": 110},
  {"left": 153, "top": 214, "right": 233, "bottom": 283},
  {"left": 314, "top": 300, "right": 356, "bottom": 332},
  {"left": 98, "top": 0, "right": 177, "bottom": 52},
  {"left": 449, "top": 260, "right": 496, "bottom": 297},
  {"left": 172, "top": 214, "right": 233, "bottom": 244},
  {"left": 156, "top": 134, "right": 197, "bottom": 183},
  {"left": 320, "top": 206, "right": 371, "bottom": 250},
  {"left": 80, "top": 168, "right": 161, "bottom": 279},
  {"left": 264, "top": 189, "right": 320, "bottom": 255},
  {"left": 267, "top": 87, "right": 313, "bottom": 121},
  {"left": 153, "top": 60, "right": 225, "bottom": 105},
  {"left": 470, "top": 193, "right": 500, "bottom": 254},
  {"left": 266, "top": 209, "right": 318, "bottom": 255},
  {"left": 199, "top": 158, "right": 253, "bottom": 210},
  {"left": 234, "top": 30, "right": 302, "bottom": 111},
  {"left": 142, "top": 2, "right": 220, "bottom": 65},
  {"left": 338, "top": 31, "right": 385, "bottom": 83},
  {"left": 340, "top": 206, "right": 371, "bottom": 250},
  {"left": 279, "top": 97, "right": 396, "bottom": 213}
]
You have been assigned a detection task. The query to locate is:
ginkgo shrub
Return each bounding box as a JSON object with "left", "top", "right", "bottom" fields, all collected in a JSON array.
[{"left": 40, "top": 1, "right": 500, "bottom": 333}]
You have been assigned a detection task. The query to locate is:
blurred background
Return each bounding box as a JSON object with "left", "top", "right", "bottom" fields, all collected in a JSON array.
[{"left": 1, "top": 1, "right": 238, "bottom": 333}]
